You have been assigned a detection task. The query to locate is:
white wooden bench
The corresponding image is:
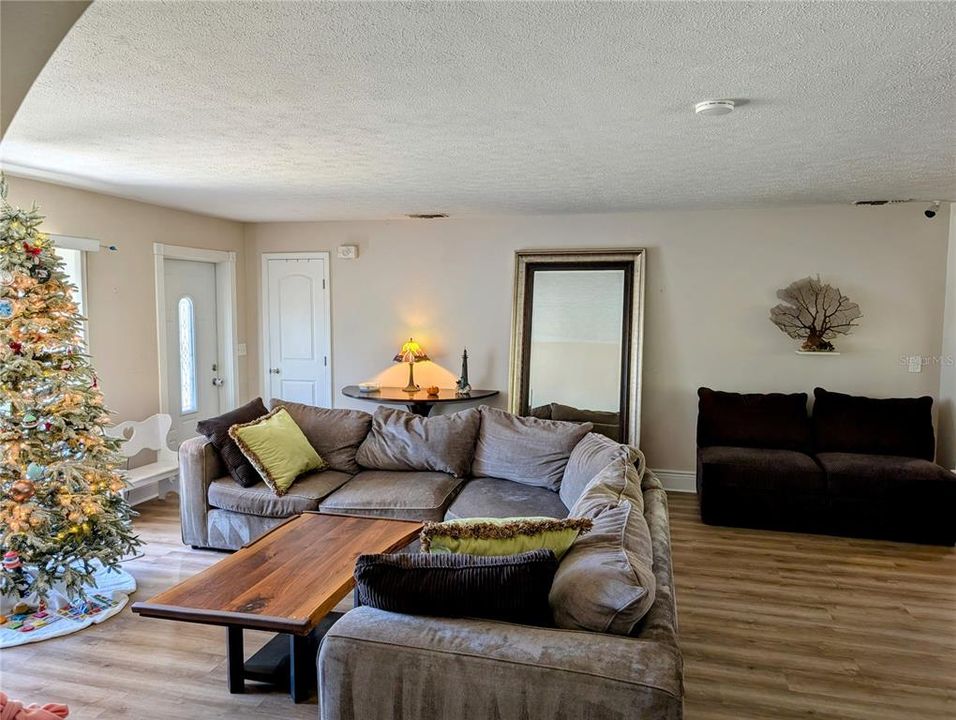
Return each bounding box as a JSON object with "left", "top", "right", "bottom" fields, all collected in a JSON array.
[{"left": 105, "top": 414, "right": 179, "bottom": 506}]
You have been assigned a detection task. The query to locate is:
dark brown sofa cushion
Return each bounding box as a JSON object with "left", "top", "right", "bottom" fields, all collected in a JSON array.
[
  {"left": 196, "top": 397, "right": 268, "bottom": 488},
  {"left": 354, "top": 549, "right": 558, "bottom": 625},
  {"left": 270, "top": 399, "right": 371, "bottom": 474},
  {"left": 697, "top": 446, "right": 826, "bottom": 493},
  {"left": 697, "top": 388, "right": 810, "bottom": 452},
  {"left": 812, "top": 388, "right": 935, "bottom": 460},
  {"left": 816, "top": 452, "right": 956, "bottom": 498}
]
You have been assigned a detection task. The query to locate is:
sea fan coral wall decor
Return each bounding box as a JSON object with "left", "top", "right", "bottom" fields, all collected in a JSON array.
[{"left": 770, "top": 276, "right": 861, "bottom": 352}]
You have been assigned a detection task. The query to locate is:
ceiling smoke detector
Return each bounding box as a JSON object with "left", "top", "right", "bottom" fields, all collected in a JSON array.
[{"left": 694, "top": 100, "right": 735, "bottom": 117}]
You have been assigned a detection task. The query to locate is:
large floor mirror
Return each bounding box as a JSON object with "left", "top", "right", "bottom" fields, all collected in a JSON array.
[{"left": 509, "top": 249, "right": 645, "bottom": 444}]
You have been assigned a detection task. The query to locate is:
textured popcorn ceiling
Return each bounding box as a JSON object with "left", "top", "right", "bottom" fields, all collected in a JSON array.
[{"left": 1, "top": 1, "right": 954, "bottom": 221}]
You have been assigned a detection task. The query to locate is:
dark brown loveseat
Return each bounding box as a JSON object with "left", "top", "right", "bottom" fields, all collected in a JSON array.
[{"left": 696, "top": 387, "right": 956, "bottom": 546}]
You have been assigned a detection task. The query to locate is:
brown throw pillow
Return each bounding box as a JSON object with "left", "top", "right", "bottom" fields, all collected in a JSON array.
[
  {"left": 356, "top": 407, "right": 480, "bottom": 478},
  {"left": 354, "top": 549, "right": 558, "bottom": 625},
  {"left": 270, "top": 399, "right": 372, "bottom": 474},
  {"left": 471, "top": 406, "right": 592, "bottom": 490},
  {"left": 196, "top": 398, "right": 268, "bottom": 488}
]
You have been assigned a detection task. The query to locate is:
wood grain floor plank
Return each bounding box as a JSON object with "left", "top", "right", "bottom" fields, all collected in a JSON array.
[{"left": 2, "top": 492, "right": 953, "bottom": 719}]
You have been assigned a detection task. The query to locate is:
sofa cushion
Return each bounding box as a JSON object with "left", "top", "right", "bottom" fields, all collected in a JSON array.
[
  {"left": 550, "top": 403, "right": 621, "bottom": 442},
  {"left": 697, "top": 446, "right": 826, "bottom": 493},
  {"left": 445, "top": 477, "right": 569, "bottom": 520},
  {"left": 697, "top": 387, "right": 810, "bottom": 452},
  {"left": 196, "top": 397, "right": 268, "bottom": 488},
  {"left": 560, "top": 433, "right": 637, "bottom": 510},
  {"left": 354, "top": 549, "right": 559, "bottom": 625},
  {"left": 816, "top": 452, "right": 956, "bottom": 499},
  {"left": 319, "top": 470, "right": 465, "bottom": 522},
  {"left": 554, "top": 456, "right": 657, "bottom": 634},
  {"left": 551, "top": 501, "right": 654, "bottom": 635},
  {"left": 207, "top": 470, "right": 352, "bottom": 518},
  {"left": 572, "top": 453, "right": 645, "bottom": 515},
  {"left": 471, "top": 406, "right": 592, "bottom": 490},
  {"left": 812, "top": 388, "right": 936, "bottom": 460},
  {"left": 270, "top": 399, "right": 371, "bottom": 474},
  {"left": 356, "top": 407, "right": 480, "bottom": 478}
]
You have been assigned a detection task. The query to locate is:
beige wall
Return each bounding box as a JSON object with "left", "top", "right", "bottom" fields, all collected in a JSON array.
[
  {"left": 5, "top": 176, "right": 247, "bottom": 423},
  {"left": 937, "top": 210, "right": 956, "bottom": 469},
  {"left": 245, "top": 203, "right": 951, "bottom": 471}
]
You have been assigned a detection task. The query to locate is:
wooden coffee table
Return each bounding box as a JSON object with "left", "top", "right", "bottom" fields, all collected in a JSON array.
[{"left": 131, "top": 512, "right": 422, "bottom": 702}]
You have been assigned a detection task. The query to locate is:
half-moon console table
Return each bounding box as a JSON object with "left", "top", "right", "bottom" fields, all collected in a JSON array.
[{"left": 341, "top": 386, "right": 499, "bottom": 416}]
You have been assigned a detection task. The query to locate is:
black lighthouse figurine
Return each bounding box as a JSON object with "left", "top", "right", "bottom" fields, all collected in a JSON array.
[{"left": 456, "top": 348, "right": 472, "bottom": 396}]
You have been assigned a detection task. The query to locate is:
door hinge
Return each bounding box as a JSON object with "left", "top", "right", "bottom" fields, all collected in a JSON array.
[
  {"left": 322, "top": 279, "right": 326, "bottom": 290},
  {"left": 324, "top": 356, "right": 328, "bottom": 367}
]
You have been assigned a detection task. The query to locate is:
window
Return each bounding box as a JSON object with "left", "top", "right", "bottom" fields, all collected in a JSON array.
[
  {"left": 54, "top": 247, "right": 85, "bottom": 317},
  {"left": 178, "top": 296, "right": 198, "bottom": 414},
  {"left": 51, "top": 234, "right": 97, "bottom": 345}
]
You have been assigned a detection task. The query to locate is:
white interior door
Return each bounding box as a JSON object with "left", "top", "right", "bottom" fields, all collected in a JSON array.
[
  {"left": 164, "top": 259, "right": 222, "bottom": 445},
  {"left": 265, "top": 257, "right": 331, "bottom": 407}
]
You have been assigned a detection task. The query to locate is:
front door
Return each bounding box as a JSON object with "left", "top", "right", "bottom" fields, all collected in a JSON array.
[
  {"left": 164, "top": 258, "right": 222, "bottom": 445},
  {"left": 265, "top": 257, "right": 330, "bottom": 407}
]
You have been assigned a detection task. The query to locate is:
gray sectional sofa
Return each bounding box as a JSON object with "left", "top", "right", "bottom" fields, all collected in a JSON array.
[{"left": 178, "top": 400, "right": 683, "bottom": 719}]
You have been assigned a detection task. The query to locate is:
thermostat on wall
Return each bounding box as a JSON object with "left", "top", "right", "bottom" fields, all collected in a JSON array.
[{"left": 337, "top": 245, "right": 359, "bottom": 259}]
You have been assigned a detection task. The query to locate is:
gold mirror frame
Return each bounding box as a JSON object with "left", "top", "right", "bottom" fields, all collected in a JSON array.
[{"left": 508, "top": 248, "right": 646, "bottom": 445}]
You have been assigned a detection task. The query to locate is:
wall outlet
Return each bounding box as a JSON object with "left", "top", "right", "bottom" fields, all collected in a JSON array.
[
  {"left": 337, "top": 245, "right": 358, "bottom": 259},
  {"left": 237, "top": 343, "right": 247, "bottom": 357},
  {"left": 907, "top": 355, "right": 923, "bottom": 373}
]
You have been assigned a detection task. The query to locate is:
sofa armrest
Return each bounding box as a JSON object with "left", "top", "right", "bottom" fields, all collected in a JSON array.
[
  {"left": 178, "top": 435, "right": 224, "bottom": 548},
  {"left": 318, "top": 606, "right": 683, "bottom": 720}
]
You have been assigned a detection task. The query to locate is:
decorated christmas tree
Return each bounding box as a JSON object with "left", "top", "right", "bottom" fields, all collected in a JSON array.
[{"left": 0, "top": 177, "right": 140, "bottom": 601}]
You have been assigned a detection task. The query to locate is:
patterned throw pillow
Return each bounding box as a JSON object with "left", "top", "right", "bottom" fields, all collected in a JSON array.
[
  {"left": 229, "top": 407, "right": 327, "bottom": 495},
  {"left": 420, "top": 516, "right": 592, "bottom": 560}
]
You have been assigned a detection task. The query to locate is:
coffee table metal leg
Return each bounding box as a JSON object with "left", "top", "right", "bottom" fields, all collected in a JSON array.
[
  {"left": 227, "top": 626, "right": 245, "bottom": 694},
  {"left": 289, "top": 633, "right": 311, "bottom": 703}
]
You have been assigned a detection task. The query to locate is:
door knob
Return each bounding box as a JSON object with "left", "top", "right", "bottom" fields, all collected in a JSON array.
[
  {"left": 212, "top": 377, "right": 224, "bottom": 387},
  {"left": 269, "top": 368, "right": 281, "bottom": 375}
]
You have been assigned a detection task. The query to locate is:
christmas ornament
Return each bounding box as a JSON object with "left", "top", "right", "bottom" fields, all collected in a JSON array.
[
  {"left": 21, "top": 412, "right": 39, "bottom": 429},
  {"left": 2, "top": 552, "right": 22, "bottom": 571},
  {"left": 30, "top": 265, "right": 52, "bottom": 283},
  {"left": 22, "top": 242, "right": 41, "bottom": 257},
  {"left": 0, "top": 269, "right": 12, "bottom": 285},
  {"left": 0, "top": 298, "right": 12, "bottom": 319},
  {"left": 25, "top": 462, "right": 44, "bottom": 481},
  {"left": 8, "top": 340, "right": 21, "bottom": 354},
  {"left": 10, "top": 480, "right": 35, "bottom": 502},
  {"left": 60, "top": 358, "right": 74, "bottom": 371}
]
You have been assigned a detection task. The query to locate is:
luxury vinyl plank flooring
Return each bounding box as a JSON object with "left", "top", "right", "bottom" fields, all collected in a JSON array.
[{"left": 1, "top": 493, "right": 953, "bottom": 719}]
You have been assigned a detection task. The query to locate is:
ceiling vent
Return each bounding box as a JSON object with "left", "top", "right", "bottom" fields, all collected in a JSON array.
[
  {"left": 406, "top": 213, "right": 448, "bottom": 219},
  {"left": 852, "top": 200, "right": 912, "bottom": 206}
]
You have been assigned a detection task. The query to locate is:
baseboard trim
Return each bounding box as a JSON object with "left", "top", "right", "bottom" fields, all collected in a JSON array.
[{"left": 650, "top": 468, "right": 697, "bottom": 493}]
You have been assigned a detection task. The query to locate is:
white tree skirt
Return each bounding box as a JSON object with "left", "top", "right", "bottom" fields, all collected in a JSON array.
[{"left": 0, "top": 561, "right": 136, "bottom": 648}]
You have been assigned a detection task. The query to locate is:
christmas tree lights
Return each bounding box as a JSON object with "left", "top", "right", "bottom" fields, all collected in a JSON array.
[{"left": 0, "top": 177, "right": 140, "bottom": 600}]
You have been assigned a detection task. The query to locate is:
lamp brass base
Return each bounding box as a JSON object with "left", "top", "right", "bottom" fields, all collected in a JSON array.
[{"left": 402, "top": 363, "right": 419, "bottom": 393}]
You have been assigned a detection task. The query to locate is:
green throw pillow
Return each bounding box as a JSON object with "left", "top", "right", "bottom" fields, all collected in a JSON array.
[
  {"left": 420, "top": 517, "right": 592, "bottom": 560},
  {"left": 229, "top": 407, "right": 327, "bottom": 495}
]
